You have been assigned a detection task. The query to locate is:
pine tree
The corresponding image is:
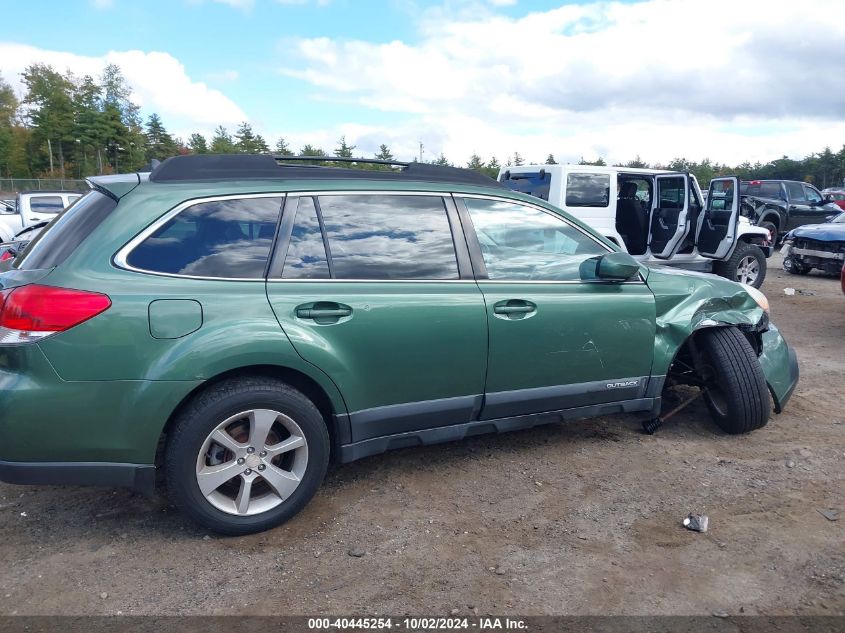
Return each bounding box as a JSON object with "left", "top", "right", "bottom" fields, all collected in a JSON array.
[
  {"left": 145, "top": 113, "right": 179, "bottom": 160},
  {"left": 512, "top": 151, "right": 524, "bottom": 166},
  {"left": 545, "top": 154, "right": 557, "bottom": 165},
  {"left": 467, "top": 154, "right": 485, "bottom": 173},
  {"left": 188, "top": 133, "right": 209, "bottom": 154},
  {"left": 274, "top": 137, "right": 294, "bottom": 156},
  {"left": 334, "top": 136, "right": 356, "bottom": 158},
  {"left": 234, "top": 121, "right": 262, "bottom": 153},
  {"left": 432, "top": 153, "right": 450, "bottom": 166},
  {"left": 375, "top": 144, "right": 394, "bottom": 161},
  {"left": 21, "top": 63, "right": 76, "bottom": 176},
  {"left": 210, "top": 126, "right": 236, "bottom": 153},
  {"left": 483, "top": 156, "right": 501, "bottom": 179},
  {"left": 0, "top": 73, "right": 20, "bottom": 178}
]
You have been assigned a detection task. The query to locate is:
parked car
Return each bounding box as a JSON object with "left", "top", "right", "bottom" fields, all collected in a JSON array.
[
  {"left": 498, "top": 164, "right": 773, "bottom": 288},
  {"left": 0, "top": 190, "right": 81, "bottom": 242},
  {"left": 0, "top": 155, "right": 798, "bottom": 534},
  {"left": 821, "top": 188, "right": 845, "bottom": 211},
  {"left": 740, "top": 180, "right": 841, "bottom": 242},
  {"left": 0, "top": 222, "right": 48, "bottom": 262},
  {"left": 841, "top": 261, "right": 845, "bottom": 295},
  {"left": 781, "top": 212, "right": 845, "bottom": 275}
]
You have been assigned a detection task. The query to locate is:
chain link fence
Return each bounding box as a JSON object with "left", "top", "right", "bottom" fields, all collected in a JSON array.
[{"left": 0, "top": 178, "right": 88, "bottom": 194}]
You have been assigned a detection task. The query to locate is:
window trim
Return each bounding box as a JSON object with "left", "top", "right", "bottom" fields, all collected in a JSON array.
[
  {"left": 455, "top": 194, "right": 644, "bottom": 285},
  {"left": 113, "top": 192, "right": 286, "bottom": 281}
]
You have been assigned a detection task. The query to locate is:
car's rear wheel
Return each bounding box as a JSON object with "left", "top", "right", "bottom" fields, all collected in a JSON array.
[
  {"left": 715, "top": 242, "right": 767, "bottom": 288},
  {"left": 759, "top": 220, "right": 778, "bottom": 246},
  {"left": 698, "top": 327, "right": 770, "bottom": 434},
  {"left": 165, "top": 377, "right": 330, "bottom": 535}
]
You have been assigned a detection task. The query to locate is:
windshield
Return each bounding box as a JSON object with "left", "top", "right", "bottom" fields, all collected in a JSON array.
[{"left": 499, "top": 171, "right": 552, "bottom": 201}]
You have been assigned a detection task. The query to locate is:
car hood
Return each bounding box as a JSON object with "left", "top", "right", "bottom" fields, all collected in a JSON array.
[{"left": 787, "top": 222, "right": 845, "bottom": 241}]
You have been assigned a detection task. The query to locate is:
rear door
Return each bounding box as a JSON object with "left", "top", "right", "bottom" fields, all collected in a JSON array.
[
  {"left": 697, "top": 176, "right": 739, "bottom": 259},
  {"left": 265, "top": 193, "right": 488, "bottom": 443},
  {"left": 648, "top": 173, "right": 690, "bottom": 258}
]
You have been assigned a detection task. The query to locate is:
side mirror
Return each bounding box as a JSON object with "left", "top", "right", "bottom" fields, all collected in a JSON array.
[{"left": 580, "top": 252, "right": 641, "bottom": 282}]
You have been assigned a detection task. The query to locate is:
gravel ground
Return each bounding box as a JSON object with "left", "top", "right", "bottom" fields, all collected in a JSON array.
[{"left": 1, "top": 252, "right": 843, "bottom": 616}]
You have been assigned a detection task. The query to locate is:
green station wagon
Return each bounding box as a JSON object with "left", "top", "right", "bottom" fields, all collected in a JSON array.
[{"left": 0, "top": 155, "right": 798, "bottom": 534}]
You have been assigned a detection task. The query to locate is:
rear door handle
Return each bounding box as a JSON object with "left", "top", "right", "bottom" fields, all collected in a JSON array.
[
  {"left": 493, "top": 300, "right": 537, "bottom": 319},
  {"left": 296, "top": 307, "right": 352, "bottom": 319}
]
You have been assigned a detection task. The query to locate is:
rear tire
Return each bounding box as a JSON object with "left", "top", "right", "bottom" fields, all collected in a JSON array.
[
  {"left": 715, "top": 242, "right": 767, "bottom": 288},
  {"left": 759, "top": 220, "right": 779, "bottom": 246},
  {"left": 698, "top": 327, "right": 770, "bottom": 434},
  {"left": 165, "top": 377, "right": 330, "bottom": 535}
]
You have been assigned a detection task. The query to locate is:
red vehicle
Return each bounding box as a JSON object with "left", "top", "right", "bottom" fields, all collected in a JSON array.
[
  {"left": 822, "top": 189, "right": 845, "bottom": 211},
  {"left": 841, "top": 261, "right": 845, "bottom": 295}
]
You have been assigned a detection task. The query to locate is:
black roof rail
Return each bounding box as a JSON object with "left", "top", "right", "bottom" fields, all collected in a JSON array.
[{"left": 148, "top": 153, "right": 502, "bottom": 188}]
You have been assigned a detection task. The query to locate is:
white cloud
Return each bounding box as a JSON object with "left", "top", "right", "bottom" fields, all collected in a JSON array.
[
  {"left": 0, "top": 42, "right": 247, "bottom": 137},
  {"left": 278, "top": 0, "right": 845, "bottom": 165},
  {"left": 206, "top": 69, "right": 240, "bottom": 82}
]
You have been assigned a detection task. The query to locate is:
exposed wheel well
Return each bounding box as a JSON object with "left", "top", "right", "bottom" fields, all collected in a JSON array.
[
  {"left": 155, "top": 365, "right": 339, "bottom": 469},
  {"left": 758, "top": 212, "right": 780, "bottom": 230},
  {"left": 666, "top": 325, "right": 763, "bottom": 388}
]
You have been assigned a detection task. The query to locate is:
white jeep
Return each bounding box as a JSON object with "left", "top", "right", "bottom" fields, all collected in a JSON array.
[
  {"left": 498, "top": 165, "right": 772, "bottom": 288},
  {"left": 0, "top": 191, "right": 82, "bottom": 242}
]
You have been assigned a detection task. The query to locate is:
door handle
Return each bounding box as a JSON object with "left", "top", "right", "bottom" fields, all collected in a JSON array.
[
  {"left": 296, "top": 307, "right": 352, "bottom": 319},
  {"left": 493, "top": 300, "right": 537, "bottom": 320},
  {"left": 494, "top": 305, "right": 534, "bottom": 315}
]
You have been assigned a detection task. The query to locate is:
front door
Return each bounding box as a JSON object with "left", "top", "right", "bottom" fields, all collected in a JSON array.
[
  {"left": 457, "top": 196, "right": 657, "bottom": 421},
  {"left": 697, "top": 176, "right": 740, "bottom": 259},
  {"left": 648, "top": 174, "right": 690, "bottom": 258},
  {"left": 265, "top": 194, "right": 488, "bottom": 442}
]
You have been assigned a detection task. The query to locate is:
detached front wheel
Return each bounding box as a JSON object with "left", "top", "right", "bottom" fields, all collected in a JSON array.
[{"left": 698, "top": 327, "right": 771, "bottom": 434}]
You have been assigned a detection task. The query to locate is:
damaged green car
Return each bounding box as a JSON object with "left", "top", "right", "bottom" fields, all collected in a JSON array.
[{"left": 0, "top": 156, "right": 798, "bottom": 534}]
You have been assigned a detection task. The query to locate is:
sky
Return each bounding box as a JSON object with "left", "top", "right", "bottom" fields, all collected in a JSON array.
[{"left": 1, "top": 0, "right": 845, "bottom": 166}]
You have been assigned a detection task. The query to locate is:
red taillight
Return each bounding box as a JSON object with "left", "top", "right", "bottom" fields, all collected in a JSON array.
[
  {"left": 0, "top": 252, "right": 13, "bottom": 262},
  {"left": 750, "top": 180, "right": 762, "bottom": 185},
  {"left": 0, "top": 285, "right": 111, "bottom": 340}
]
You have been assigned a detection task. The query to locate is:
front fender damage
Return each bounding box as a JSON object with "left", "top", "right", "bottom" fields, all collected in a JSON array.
[{"left": 645, "top": 266, "right": 798, "bottom": 412}]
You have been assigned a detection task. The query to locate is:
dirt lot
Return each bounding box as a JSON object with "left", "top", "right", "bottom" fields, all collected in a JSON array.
[{"left": 1, "top": 252, "right": 843, "bottom": 616}]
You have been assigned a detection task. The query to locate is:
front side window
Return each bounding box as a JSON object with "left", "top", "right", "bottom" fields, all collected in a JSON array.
[
  {"left": 804, "top": 185, "right": 822, "bottom": 204},
  {"left": 126, "top": 196, "right": 283, "bottom": 278},
  {"left": 464, "top": 198, "right": 608, "bottom": 281},
  {"left": 657, "top": 176, "right": 686, "bottom": 208},
  {"left": 565, "top": 173, "right": 610, "bottom": 208},
  {"left": 316, "top": 195, "right": 458, "bottom": 280}
]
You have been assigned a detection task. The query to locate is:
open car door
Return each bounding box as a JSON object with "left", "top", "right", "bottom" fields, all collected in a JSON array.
[
  {"left": 648, "top": 173, "right": 690, "bottom": 259},
  {"left": 696, "top": 176, "right": 739, "bottom": 259}
]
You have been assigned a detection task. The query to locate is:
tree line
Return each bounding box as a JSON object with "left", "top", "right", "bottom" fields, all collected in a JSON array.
[{"left": 2, "top": 63, "right": 844, "bottom": 190}]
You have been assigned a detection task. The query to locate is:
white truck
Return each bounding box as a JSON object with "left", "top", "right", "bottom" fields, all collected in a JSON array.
[
  {"left": 0, "top": 190, "right": 81, "bottom": 242},
  {"left": 497, "top": 164, "right": 773, "bottom": 288}
]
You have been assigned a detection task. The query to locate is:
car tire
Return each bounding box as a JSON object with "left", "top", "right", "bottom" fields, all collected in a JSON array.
[
  {"left": 715, "top": 242, "right": 767, "bottom": 288},
  {"left": 165, "top": 377, "right": 330, "bottom": 535},
  {"left": 698, "top": 327, "right": 771, "bottom": 435},
  {"left": 759, "top": 220, "right": 779, "bottom": 245},
  {"left": 783, "top": 255, "right": 810, "bottom": 275}
]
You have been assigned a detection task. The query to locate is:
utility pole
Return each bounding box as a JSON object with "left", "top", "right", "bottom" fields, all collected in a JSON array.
[{"left": 419, "top": 141, "right": 424, "bottom": 163}]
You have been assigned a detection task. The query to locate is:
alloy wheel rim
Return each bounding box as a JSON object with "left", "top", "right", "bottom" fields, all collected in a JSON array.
[
  {"left": 195, "top": 409, "right": 308, "bottom": 516},
  {"left": 736, "top": 255, "right": 760, "bottom": 285}
]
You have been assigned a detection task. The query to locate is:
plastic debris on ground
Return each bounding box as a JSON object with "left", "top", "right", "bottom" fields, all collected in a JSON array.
[{"left": 683, "top": 513, "right": 709, "bottom": 532}]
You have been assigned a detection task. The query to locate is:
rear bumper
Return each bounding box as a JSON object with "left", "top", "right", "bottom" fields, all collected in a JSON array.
[
  {"left": 0, "top": 460, "right": 155, "bottom": 494},
  {"left": 758, "top": 324, "right": 799, "bottom": 413}
]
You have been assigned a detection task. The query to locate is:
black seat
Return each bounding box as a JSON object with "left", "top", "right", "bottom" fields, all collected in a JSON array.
[{"left": 616, "top": 182, "right": 648, "bottom": 255}]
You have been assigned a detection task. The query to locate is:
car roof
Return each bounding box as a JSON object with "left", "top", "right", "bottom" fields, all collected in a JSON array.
[{"left": 18, "top": 190, "right": 82, "bottom": 195}]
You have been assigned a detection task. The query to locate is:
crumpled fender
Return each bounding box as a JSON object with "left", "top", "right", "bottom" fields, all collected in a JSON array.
[
  {"left": 644, "top": 265, "right": 798, "bottom": 412},
  {"left": 644, "top": 266, "right": 766, "bottom": 378}
]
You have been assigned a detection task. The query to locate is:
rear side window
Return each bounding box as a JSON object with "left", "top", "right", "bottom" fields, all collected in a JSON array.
[
  {"left": 16, "top": 191, "right": 117, "bottom": 270},
  {"left": 30, "top": 196, "right": 65, "bottom": 213},
  {"left": 126, "top": 196, "right": 283, "bottom": 278},
  {"left": 786, "top": 182, "right": 805, "bottom": 202},
  {"left": 742, "top": 182, "right": 783, "bottom": 199},
  {"left": 499, "top": 171, "right": 552, "bottom": 201},
  {"left": 565, "top": 173, "right": 610, "bottom": 207},
  {"left": 315, "top": 195, "right": 459, "bottom": 280}
]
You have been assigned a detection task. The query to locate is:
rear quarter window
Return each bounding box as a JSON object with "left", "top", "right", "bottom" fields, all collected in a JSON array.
[
  {"left": 16, "top": 191, "right": 117, "bottom": 270},
  {"left": 565, "top": 173, "right": 610, "bottom": 208}
]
